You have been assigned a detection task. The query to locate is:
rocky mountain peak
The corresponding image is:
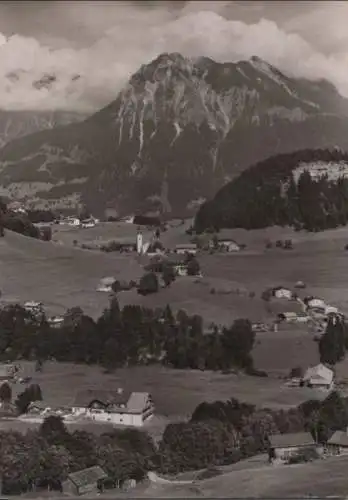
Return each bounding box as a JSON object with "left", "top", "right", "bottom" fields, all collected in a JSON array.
[{"left": 1, "top": 53, "right": 348, "bottom": 217}]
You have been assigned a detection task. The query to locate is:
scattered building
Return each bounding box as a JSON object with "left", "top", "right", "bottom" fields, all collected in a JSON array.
[
  {"left": 63, "top": 466, "right": 108, "bottom": 496},
  {"left": 81, "top": 217, "right": 97, "bottom": 228},
  {"left": 97, "top": 277, "right": 116, "bottom": 293},
  {"left": 302, "top": 363, "right": 334, "bottom": 390},
  {"left": 251, "top": 322, "right": 268, "bottom": 333},
  {"left": 305, "top": 297, "right": 326, "bottom": 310},
  {"left": 174, "top": 243, "right": 197, "bottom": 255},
  {"left": 277, "top": 312, "right": 310, "bottom": 324},
  {"left": 72, "top": 389, "right": 154, "bottom": 426},
  {"left": 327, "top": 428, "right": 348, "bottom": 455},
  {"left": 24, "top": 301, "right": 44, "bottom": 314},
  {"left": 47, "top": 316, "right": 64, "bottom": 328},
  {"left": 268, "top": 432, "right": 318, "bottom": 464},
  {"left": 271, "top": 287, "right": 293, "bottom": 300},
  {"left": 216, "top": 239, "right": 241, "bottom": 252}
]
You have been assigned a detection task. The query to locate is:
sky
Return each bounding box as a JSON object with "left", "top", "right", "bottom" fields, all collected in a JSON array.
[{"left": 0, "top": 0, "right": 347, "bottom": 112}]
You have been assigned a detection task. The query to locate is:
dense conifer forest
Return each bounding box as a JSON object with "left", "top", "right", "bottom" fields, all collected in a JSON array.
[{"left": 194, "top": 149, "right": 348, "bottom": 233}]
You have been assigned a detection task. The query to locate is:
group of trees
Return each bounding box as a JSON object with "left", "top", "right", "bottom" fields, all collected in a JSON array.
[
  {"left": 194, "top": 148, "right": 348, "bottom": 233},
  {"left": 0, "top": 300, "right": 255, "bottom": 373},
  {"left": 319, "top": 314, "right": 347, "bottom": 365},
  {"left": 0, "top": 200, "right": 53, "bottom": 241},
  {"left": 3, "top": 387, "right": 348, "bottom": 492},
  {"left": 0, "top": 416, "right": 151, "bottom": 494}
]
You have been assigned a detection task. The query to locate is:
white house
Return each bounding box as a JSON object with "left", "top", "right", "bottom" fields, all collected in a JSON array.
[
  {"left": 272, "top": 287, "right": 293, "bottom": 300},
  {"left": 302, "top": 363, "right": 334, "bottom": 390},
  {"left": 24, "top": 301, "right": 44, "bottom": 317},
  {"left": 306, "top": 297, "right": 326, "bottom": 310},
  {"left": 217, "top": 239, "right": 240, "bottom": 252},
  {"left": 66, "top": 217, "right": 81, "bottom": 227},
  {"left": 72, "top": 388, "right": 154, "bottom": 427},
  {"left": 81, "top": 218, "right": 97, "bottom": 228},
  {"left": 325, "top": 305, "right": 339, "bottom": 315},
  {"left": 97, "top": 277, "right": 116, "bottom": 292},
  {"left": 47, "top": 316, "right": 64, "bottom": 328}
]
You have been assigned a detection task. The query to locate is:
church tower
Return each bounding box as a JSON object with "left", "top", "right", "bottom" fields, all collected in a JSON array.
[{"left": 136, "top": 230, "right": 143, "bottom": 255}]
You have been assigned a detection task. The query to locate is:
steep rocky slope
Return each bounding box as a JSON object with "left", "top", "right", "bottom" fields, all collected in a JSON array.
[{"left": 1, "top": 53, "right": 348, "bottom": 215}]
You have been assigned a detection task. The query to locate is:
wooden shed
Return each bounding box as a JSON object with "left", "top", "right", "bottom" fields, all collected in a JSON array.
[{"left": 63, "top": 466, "right": 108, "bottom": 496}]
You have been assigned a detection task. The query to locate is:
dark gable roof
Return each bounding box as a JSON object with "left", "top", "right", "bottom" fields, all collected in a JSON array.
[
  {"left": 68, "top": 466, "right": 108, "bottom": 488},
  {"left": 269, "top": 432, "right": 315, "bottom": 448},
  {"left": 73, "top": 389, "right": 131, "bottom": 408}
]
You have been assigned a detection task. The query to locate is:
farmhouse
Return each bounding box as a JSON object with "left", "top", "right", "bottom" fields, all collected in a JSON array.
[
  {"left": 271, "top": 287, "right": 293, "bottom": 300},
  {"left": 81, "top": 217, "right": 97, "bottom": 228},
  {"left": 97, "top": 277, "right": 115, "bottom": 292},
  {"left": 216, "top": 238, "right": 240, "bottom": 252},
  {"left": 268, "top": 432, "right": 317, "bottom": 464},
  {"left": 302, "top": 363, "right": 334, "bottom": 390},
  {"left": 47, "top": 315, "right": 64, "bottom": 328},
  {"left": 174, "top": 243, "right": 197, "bottom": 255},
  {"left": 24, "top": 301, "right": 44, "bottom": 317},
  {"left": 63, "top": 466, "right": 108, "bottom": 496},
  {"left": 277, "top": 312, "right": 310, "bottom": 324},
  {"left": 327, "top": 428, "right": 348, "bottom": 455},
  {"left": 305, "top": 297, "right": 326, "bottom": 310},
  {"left": 72, "top": 388, "right": 154, "bottom": 426}
]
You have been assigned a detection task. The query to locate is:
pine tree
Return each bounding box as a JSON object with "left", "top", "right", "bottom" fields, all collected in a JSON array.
[{"left": 319, "top": 315, "right": 346, "bottom": 365}]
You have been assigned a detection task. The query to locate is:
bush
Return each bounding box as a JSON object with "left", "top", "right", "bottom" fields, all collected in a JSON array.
[
  {"left": 137, "top": 273, "right": 159, "bottom": 296},
  {"left": 187, "top": 258, "right": 201, "bottom": 276}
]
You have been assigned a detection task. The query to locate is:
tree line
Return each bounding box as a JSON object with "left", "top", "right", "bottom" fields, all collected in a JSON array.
[
  {"left": 0, "top": 300, "right": 256, "bottom": 373},
  {"left": 194, "top": 148, "right": 348, "bottom": 233},
  {"left": 0, "top": 297, "right": 346, "bottom": 374},
  {"left": 2, "top": 387, "right": 348, "bottom": 494}
]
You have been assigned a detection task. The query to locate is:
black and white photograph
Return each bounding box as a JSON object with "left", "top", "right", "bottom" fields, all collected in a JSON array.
[{"left": 0, "top": 0, "right": 347, "bottom": 497}]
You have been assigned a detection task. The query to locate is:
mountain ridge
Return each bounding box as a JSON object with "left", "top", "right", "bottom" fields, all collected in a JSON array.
[{"left": 1, "top": 53, "right": 348, "bottom": 215}]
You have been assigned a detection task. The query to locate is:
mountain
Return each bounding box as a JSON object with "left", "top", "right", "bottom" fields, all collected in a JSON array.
[
  {"left": 0, "top": 110, "right": 86, "bottom": 148},
  {"left": 1, "top": 53, "right": 348, "bottom": 215},
  {"left": 194, "top": 148, "right": 348, "bottom": 233}
]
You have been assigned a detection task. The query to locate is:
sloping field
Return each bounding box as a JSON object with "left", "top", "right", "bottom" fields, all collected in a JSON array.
[
  {"left": 1, "top": 362, "right": 325, "bottom": 419},
  {"left": 0, "top": 229, "right": 144, "bottom": 318},
  {"left": 199, "top": 455, "right": 348, "bottom": 497}
]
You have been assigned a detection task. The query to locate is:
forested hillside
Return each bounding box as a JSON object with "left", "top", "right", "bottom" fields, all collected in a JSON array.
[{"left": 194, "top": 149, "right": 348, "bottom": 232}]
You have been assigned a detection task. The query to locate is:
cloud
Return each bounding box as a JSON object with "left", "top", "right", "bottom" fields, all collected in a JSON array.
[{"left": 0, "top": 0, "right": 347, "bottom": 112}]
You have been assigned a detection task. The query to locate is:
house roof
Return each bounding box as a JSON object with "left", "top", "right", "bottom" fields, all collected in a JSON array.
[
  {"left": 327, "top": 430, "right": 348, "bottom": 447},
  {"left": 273, "top": 286, "right": 291, "bottom": 292},
  {"left": 73, "top": 389, "right": 150, "bottom": 413},
  {"left": 127, "top": 392, "right": 151, "bottom": 413},
  {"left": 175, "top": 243, "right": 197, "bottom": 249},
  {"left": 217, "top": 238, "right": 238, "bottom": 244},
  {"left": 67, "top": 466, "right": 108, "bottom": 488},
  {"left": 303, "top": 363, "right": 333, "bottom": 384},
  {"left": 73, "top": 389, "right": 131, "bottom": 408},
  {"left": 269, "top": 432, "right": 315, "bottom": 449}
]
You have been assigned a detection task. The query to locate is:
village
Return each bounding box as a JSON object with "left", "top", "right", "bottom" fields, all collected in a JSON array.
[{"left": 2, "top": 205, "right": 348, "bottom": 496}]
